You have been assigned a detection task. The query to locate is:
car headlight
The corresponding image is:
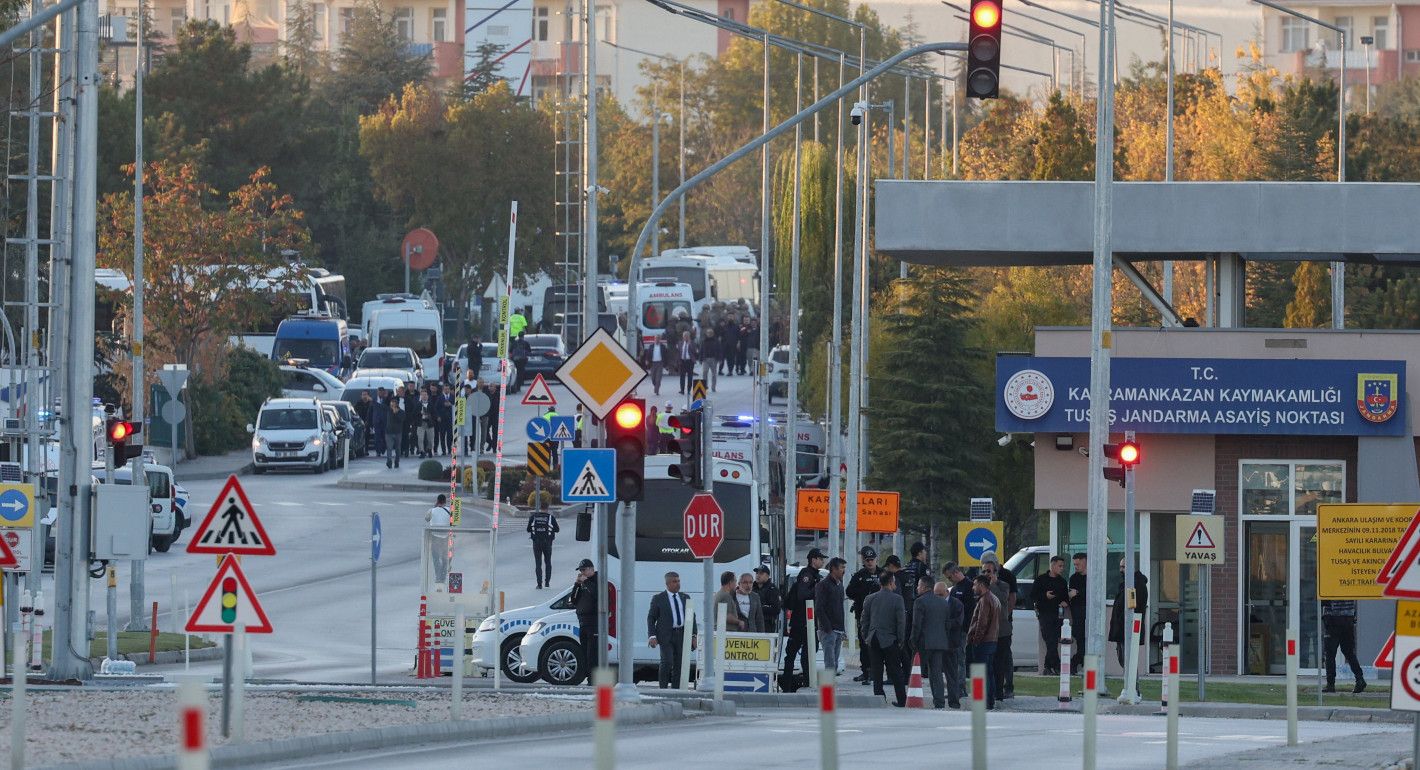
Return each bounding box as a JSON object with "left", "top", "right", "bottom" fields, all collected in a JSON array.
[
  {"left": 478, "top": 617, "right": 497, "bottom": 632},
  {"left": 309, "top": 433, "right": 321, "bottom": 447},
  {"left": 527, "top": 621, "right": 544, "bottom": 635},
  {"left": 251, "top": 437, "right": 261, "bottom": 450}
]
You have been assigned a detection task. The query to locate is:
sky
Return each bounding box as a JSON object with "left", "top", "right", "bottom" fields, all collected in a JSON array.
[{"left": 866, "top": 0, "right": 1266, "bottom": 95}]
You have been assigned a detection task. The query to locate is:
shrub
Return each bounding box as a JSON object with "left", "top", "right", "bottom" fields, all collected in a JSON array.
[
  {"left": 192, "top": 348, "right": 283, "bottom": 455},
  {"left": 417, "top": 459, "right": 446, "bottom": 481}
]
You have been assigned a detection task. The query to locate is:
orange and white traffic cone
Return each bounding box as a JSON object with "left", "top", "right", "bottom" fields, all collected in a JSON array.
[
  {"left": 907, "top": 652, "right": 925, "bottom": 708},
  {"left": 416, "top": 594, "right": 430, "bottom": 678}
]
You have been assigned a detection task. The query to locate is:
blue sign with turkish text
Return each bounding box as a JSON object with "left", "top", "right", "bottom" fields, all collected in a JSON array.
[{"left": 996, "top": 356, "right": 1406, "bottom": 436}]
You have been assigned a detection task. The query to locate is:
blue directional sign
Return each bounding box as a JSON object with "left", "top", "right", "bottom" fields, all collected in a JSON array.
[
  {"left": 963, "top": 526, "right": 999, "bottom": 562},
  {"left": 722, "top": 672, "right": 770, "bottom": 693},
  {"left": 548, "top": 415, "right": 577, "bottom": 443},
  {"left": 371, "top": 513, "right": 382, "bottom": 563},
  {"left": 0, "top": 485, "right": 33, "bottom": 528},
  {"left": 525, "top": 417, "right": 551, "bottom": 442},
  {"left": 561, "top": 448, "right": 616, "bottom": 503}
]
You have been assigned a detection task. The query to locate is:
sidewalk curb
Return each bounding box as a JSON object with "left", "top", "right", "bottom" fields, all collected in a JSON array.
[
  {"left": 87, "top": 646, "right": 223, "bottom": 668},
  {"left": 46, "top": 701, "right": 696, "bottom": 770},
  {"left": 1002, "top": 694, "right": 1410, "bottom": 724},
  {"left": 179, "top": 463, "right": 252, "bottom": 482}
]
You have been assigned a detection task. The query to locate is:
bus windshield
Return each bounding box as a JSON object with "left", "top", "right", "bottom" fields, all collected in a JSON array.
[
  {"left": 643, "top": 268, "right": 707, "bottom": 300},
  {"left": 378, "top": 328, "right": 438, "bottom": 358},
  {"left": 258, "top": 408, "right": 318, "bottom": 430},
  {"left": 627, "top": 479, "right": 751, "bottom": 562},
  {"left": 273, "top": 338, "right": 339, "bottom": 366}
]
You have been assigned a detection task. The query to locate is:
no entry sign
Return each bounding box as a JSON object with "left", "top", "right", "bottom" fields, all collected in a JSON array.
[{"left": 683, "top": 493, "right": 724, "bottom": 559}]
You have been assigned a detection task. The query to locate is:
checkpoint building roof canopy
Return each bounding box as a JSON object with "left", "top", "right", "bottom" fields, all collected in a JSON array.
[{"left": 874, "top": 180, "right": 1420, "bottom": 267}]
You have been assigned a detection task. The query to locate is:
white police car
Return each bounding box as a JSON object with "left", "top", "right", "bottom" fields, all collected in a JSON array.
[
  {"left": 471, "top": 586, "right": 577, "bottom": 684},
  {"left": 518, "top": 609, "right": 601, "bottom": 686}
]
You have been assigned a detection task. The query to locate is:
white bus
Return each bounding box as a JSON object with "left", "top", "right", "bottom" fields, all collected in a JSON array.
[
  {"left": 643, "top": 249, "right": 759, "bottom": 315},
  {"left": 231, "top": 267, "right": 347, "bottom": 357}
]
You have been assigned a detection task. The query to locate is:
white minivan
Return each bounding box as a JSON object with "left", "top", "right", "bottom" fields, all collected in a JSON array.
[
  {"left": 108, "top": 461, "right": 188, "bottom": 552},
  {"left": 248, "top": 398, "right": 335, "bottom": 474},
  {"left": 368, "top": 307, "right": 443, "bottom": 382}
]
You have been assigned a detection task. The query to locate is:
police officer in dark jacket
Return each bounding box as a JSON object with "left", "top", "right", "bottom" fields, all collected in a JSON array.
[
  {"left": 943, "top": 562, "right": 975, "bottom": 701},
  {"left": 752, "top": 566, "right": 782, "bottom": 633},
  {"left": 570, "top": 558, "right": 600, "bottom": 679},
  {"left": 780, "top": 548, "right": 826, "bottom": 692},
  {"left": 1031, "top": 555, "right": 1071, "bottom": 675},
  {"left": 899, "top": 542, "right": 931, "bottom": 656},
  {"left": 846, "top": 546, "right": 882, "bottom": 682},
  {"left": 527, "top": 508, "right": 559, "bottom": 589}
]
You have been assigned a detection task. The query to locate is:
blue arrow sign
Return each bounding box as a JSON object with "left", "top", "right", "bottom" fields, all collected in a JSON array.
[
  {"left": 722, "top": 672, "right": 770, "bottom": 693},
  {"left": 963, "top": 527, "right": 998, "bottom": 561},
  {"left": 548, "top": 415, "right": 577, "bottom": 443},
  {"left": 525, "top": 417, "right": 551, "bottom": 442},
  {"left": 561, "top": 448, "right": 616, "bottom": 503},
  {"left": 0, "top": 488, "right": 30, "bottom": 525},
  {"left": 371, "top": 513, "right": 382, "bottom": 563}
]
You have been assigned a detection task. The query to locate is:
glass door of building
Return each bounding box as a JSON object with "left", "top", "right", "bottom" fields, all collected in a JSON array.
[{"left": 1244, "top": 521, "right": 1289, "bottom": 674}]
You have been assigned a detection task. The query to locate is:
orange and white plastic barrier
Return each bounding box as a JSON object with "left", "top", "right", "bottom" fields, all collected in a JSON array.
[
  {"left": 906, "top": 653, "right": 924, "bottom": 708},
  {"left": 176, "top": 680, "right": 208, "bottom": 770}
]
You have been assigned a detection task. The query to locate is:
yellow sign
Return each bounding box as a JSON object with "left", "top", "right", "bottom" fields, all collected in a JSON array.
[
  {"left": 1176, "top": 514, "right": 1227, "bottom": 565},
  {"left": 956, "top": 520, "right": 1005, "bottom": 567},
  {"left": 691, "top": 379, "right": 707, "bottom": 402},
  {"left": 720, "top": 631, "right": 780, "bottom": 673},
  {"left": 0, "top": 483, "right": 36, "bottom": 529},
  {"left": 527, "top": 442, "right": 552, "bottom": 477},
  {"left": 555, "top": 328, "right": 647, "bottom": 420},
  {"left": 497, "top": 297, "right": 509, "bottom": 359},
  {"left": 450, "top": 497, "right": 462, "bottom": 526},
  {"left": 1318, "top": 503, "right": 1419, "bottom": 599},
  {"left": 723, "top": 635, "right": 771, "bottom": 662},
  {"left": 1398, "top": 600, "right": 1420, "bottom": 637},
  {"left": 795, "top": 490, "right": 900, "bottom": 534},
  {"left": 455, "top": 396, "right": 467, "bottom": 427}
]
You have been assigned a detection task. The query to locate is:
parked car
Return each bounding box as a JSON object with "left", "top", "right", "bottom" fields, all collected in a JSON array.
[
  {"left": 249, "top": 398, "right": 335, "bottom": 474},
  {"left": 107, "top": 461, "right": 188, "bottom": 553},
  {"left": 340, "top": 375, "right": 405, "bottom": 407},
  {"left": 349, "top": 367, "right": 421, "bottom": 388},
  {"left": 470, "top": 587, "right": 579, "bottom": 683},
  {"left": 355, "top": 347, "right": 423, "bottom": 387},
  {"left": 455, "top": 342, "right": 500, "bottom": 383},
  {"left": 279, "top": 363, "right": 346, "bottom": 402},
  {"left": 765, "top": 345, "right": 790, "bottom": 401},
  {"left": 1003, "top": 545, "right": 1053, "bottom": 669},
  {"left": 323, "top": 400, "right": 367, "bottom": 459},
  {"left": 521, "top": 334, "right": 567, "bottom": 380}
]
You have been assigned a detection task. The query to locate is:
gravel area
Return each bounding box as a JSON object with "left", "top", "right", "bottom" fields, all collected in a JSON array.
[
  {"left": 0, "top": 686, "right": 587, "bottom": 768},
  {"left": 1184, "top": 729, "right": 1411, "bottom": 769}
]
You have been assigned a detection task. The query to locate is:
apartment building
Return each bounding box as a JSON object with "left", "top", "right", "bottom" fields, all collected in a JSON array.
[{"left": 1261, "top": 0, "right": 1418, "bottom": 94}]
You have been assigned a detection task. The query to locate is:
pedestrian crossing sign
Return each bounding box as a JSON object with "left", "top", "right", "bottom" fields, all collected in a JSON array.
[
  {"left": 561, "top": 448, "right": 616, "bottom": 503},
  {"left": 549, "top": 415, "right": 577, "bottom": 443},
  {"left": 187, "top": 475, "right": 276, "bottom": 556}
]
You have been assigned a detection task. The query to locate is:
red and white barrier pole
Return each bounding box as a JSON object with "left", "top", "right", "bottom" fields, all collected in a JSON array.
[
  {"left": 805, "top": 600, "right": 818, "bottom": 690},
  {"left": 1165, "top": 643, "right": 1180, "bottom": 770},
  {"left": 593, "top": 668, "right": 615, "bottom": 770},
  {"left": 1119, "top": 611, "right": 1142, "bottom": 704},
  {"left": 176, "top": 680, "right": 208, "bottom": 770},
  {"left": 819, "top": 669, "right": 838, "bottom": 770},
  {"left": 970, "top": 662, "right": 987, "bottom": 770},
  {"left": 1082, "top": 655, "right": 1099, "bottom": 770},
  {"left": 1285, "top": 628, "right": 1298, "bottom": 746},
  {"left": 1058, "top": 618, "right": 1073, "bottom": 708}
]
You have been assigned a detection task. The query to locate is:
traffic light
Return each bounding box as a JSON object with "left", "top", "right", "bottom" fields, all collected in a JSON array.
[
  {"left": 220, "top": 576, "right": 238, "bottom": 624},
  {"left": 607, "top": 398, "right": 646, "bottom": 502},
  {"left": 967, "top": 0, "right": 1003, "bottom": 99},
  {"left": 1102, "top": 440, "right": 1141, "bottom": 487},
  {"left": 106, "top": 418, "right": 142, "bottom": 461},
  {"left": 667, "top": 409, "right": 704, "bottom": 489}
]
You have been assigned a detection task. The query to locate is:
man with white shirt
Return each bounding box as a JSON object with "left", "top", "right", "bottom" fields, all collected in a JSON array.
[
  {"left": 641, "top": 333, "right": 670, "bottom": 396},
  {"left": 425, "top": 494, "right": 452, "bottom": 583},
  {"left": 647, "top": 572, "right": 695, "bottom": 689}
]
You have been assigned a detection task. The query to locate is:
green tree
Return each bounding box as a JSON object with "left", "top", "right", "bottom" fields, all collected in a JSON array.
[
  {"left": 1031, "top": 92, "right": 1093, "bottom": 180},
  {"left": 1283, "top": 261, "right": 1330, "bottom": 328},
  {"left": 772, "top": 140, "right": 842, "bottom": 352},
  {"left": 462, "top": 42, "right": 506, "bottom": 98},
  {"left": 326, "top": 0, "right": 431, "bottom": 115}
]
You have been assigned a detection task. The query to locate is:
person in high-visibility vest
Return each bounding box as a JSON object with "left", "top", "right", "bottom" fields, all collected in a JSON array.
[
  {"left": 544, "top": 406, "right": 560, "bottom": 466},
  {"left": 509, "top": 309, "right": 529, "bottom": 339},
  {"left": 657, "top": 401, "right": 675, "bottom": 452}
]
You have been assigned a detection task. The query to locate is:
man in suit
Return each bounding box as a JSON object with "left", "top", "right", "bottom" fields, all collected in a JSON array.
[
  {"left": 913, "top": 581, "right": 965, "bottom": 709},
  {"left": 647, "top": 571, "right": 694, "bottom": 689},
  {"left": 713, "top": 571, "right": 746, "bottom": 631},
  {"left": 860, "top": 572, "right": 908, "bottom": 707}
]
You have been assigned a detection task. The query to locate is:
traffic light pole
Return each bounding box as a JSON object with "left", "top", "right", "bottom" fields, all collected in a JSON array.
[
  {"left": 1121, "top": 431, "right": 1138, "bottom": 704},
  {"left": 699, "top": 398, "right": 715, "bottom": 691}
]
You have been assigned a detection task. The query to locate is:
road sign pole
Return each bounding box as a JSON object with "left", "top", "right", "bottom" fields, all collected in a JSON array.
[
  {"left": 698, "top": 553, "right": 712, "bottom": 691},
  {"left": 1198, "top": 565, "right": 1207, "bottom": 700},
  {"left": 221, "top": 633, "right": 232, "bottom": 739},
  {"left": 1121, "top": 430, "right": 1138, "bottom": 704},
  {"left": 371, "top": 511, "right": 377, "bottom": 686},
  {"left": 231, "top": 627, "right": 245, "bottom": 743}
]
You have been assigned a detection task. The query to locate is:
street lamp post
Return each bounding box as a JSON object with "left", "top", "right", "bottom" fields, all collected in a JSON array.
[{"left": 1362, "top": 34, "right": 1373, "bottom": 114}]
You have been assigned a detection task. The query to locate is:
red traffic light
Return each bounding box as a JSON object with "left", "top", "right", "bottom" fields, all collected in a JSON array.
[
  {"left": 108, "top": 420, "right": 135, "bottom": 442},
  {"left": 972, "top": 0, "right": 1000, "bottom": 28},
  {"left": 1119, "top": 442, "right": 1140, "bottom": 466},
  {"left": 613, "top": 401, "right": 644, "bottom": 429}
]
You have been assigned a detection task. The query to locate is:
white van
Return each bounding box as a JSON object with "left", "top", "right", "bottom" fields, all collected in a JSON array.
[
  {"left": 368, "top": 307, "right": 444, "bottom": 382},
  {"left": 107, "top": 461, "right": 188, "bottom": 552},
  {"left": 248, "top": 398, "right": 335, "bottom": 474}
]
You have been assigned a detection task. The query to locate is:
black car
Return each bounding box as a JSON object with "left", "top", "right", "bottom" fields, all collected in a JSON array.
[
  {"left": 322, "top": 400, "right": 367, "bottom": 460},
  {"left": 522, "top": 334, "right": 568, "bottom": 379}
]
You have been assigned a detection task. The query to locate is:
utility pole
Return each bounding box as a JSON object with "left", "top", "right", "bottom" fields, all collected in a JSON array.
[
  {"left": 784, "top": 54, "right": 803, "bottom": 554},
  {"left": 827, "top": 53, "right": 845, "bottom": 568},
  {"left": 757, "top": 34, "right": 773, "bottom": 566},
  {"left": 583, "top": 0, "right": 599, "bottom": 345},
  {"left": 127, "top": 0, "right": 149, "bottom": 633},
  {"left": 52, "top": 0, "right": 100, "bottom": 681},
  {"left": 651, "top": 82, "right": 661, "bottom": 257},
  {"left": 23, "top": 0, "right": 45, "bottom": 602}
]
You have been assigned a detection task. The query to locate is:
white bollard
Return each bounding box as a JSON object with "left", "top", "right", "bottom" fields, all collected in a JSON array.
[
  {"left": 1082, "top": 655, "right": 1099, "bottom": 770},
  {"left": 819, "top": 669, "right": 838, "bottom": 770},
  {"left": 714, "top": 605, "right": 727, "bottom": 702},
  {"left": 176, "top": 680, "right": 209, "bottom": 770},
  {"left": 11, "top": 620, "right": 26, "bottom": 770},
  {"left": 1166, "top": 644, "right": 1180, "bottom": 770},
  {"left": 1119, "top": 611, "right": 1142, "bottom": 704},
  {"left": 1058, "top": 618, "right": 1073, "bottom": 707},
  {"left": 678, "top": 604, "right": 695, "bottom": 691},
  {"left": 806, "top": 599, "right": 818, "bottom": 690},
  {"left": 969, "top": 662, "right": 987, "bottom": 770},
  {"left": 593, "top": 668, "right": 615, "bottom": 770},
  {"left": 28, "top": 591, "right": 42, "bottom": 672},
  {"left": 1285, "top": 628, "right": 1298, "bottom": 746},
  {"left": 1159, "top": 622, "right": 1174, "bottom": 715},
  {"left": 452, "top": 607, "right": 465, "bottom": 719}
]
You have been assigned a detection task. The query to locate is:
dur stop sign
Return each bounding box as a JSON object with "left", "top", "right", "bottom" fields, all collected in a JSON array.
[{"left": 683, "top": 492, "right": 724, "bottom": 559}]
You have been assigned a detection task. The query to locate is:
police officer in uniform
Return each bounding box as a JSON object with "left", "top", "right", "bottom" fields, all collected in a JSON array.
[
  {"left": 570, "top": 558, "right": 601, "bottom": 679},
  {"left": 527, "top": 506, "right": 559, "bottom": 589},
  {"left": 780, "top": 548, "right": 826, "bottom": 692},
  {"left": 846, "top": 546, "right": 882, "bottom": 683}
]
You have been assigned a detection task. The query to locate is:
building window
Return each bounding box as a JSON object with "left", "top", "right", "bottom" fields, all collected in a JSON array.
[
  {"left": 1408, "top": 49, "right": 1420, "bottom": 62},
  {"left": 535, "top": 6, "right": 549, "bottom": 41},
  {"left": 1334, "top": 16, "right": 1354, "bottom": 49},
  {"left": 432, "top": 7, "right": 446, "bottom": 42},
  {"left": 1280, "top": 16, "right": 1309, "bottom": 52},
  {"left": 338, "top": 6, "right": 354, "bottom": 39},
  {"left": 596, "top": 4, "right": 611, "bottom": 42},
  {"left": 312, "top": 2, "right": 326, "bottom": 40},
  {"left": 722, "top": 7, "right": 734, "bottom": 21},
  {"left": 1372, "top": 16, "right": 1389, "bottom": 50},
  {"left": 394, "top": 7, "right": 413, "bottom": 40},
  {"left": 169, "top": 7, "right": 185, "bottom": 36},
  {"left": 222, "top": 3, "right": 229, "bottom": 25}
]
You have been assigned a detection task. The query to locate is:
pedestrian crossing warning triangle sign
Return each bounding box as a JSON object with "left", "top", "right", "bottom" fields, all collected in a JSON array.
[
  {"left": 521, "top": 374, "right": 557, "bottom": 407},
  {"left": 570, "top": 460, "right": 610, "bottom": 498},
  {"left": 186, "top": 554, "right": 273, "bottom": 634},
  {"left": 1186, "top": 521, "right": 1216, "bottom": 549},
  {"left": 1379, "top": 510, "right": 1420, "bottom": 585},
  {"left": 187, "top": 475, "right": 276, "bottom": 556},
  {"left": 1377, "top": 632, "right": 1395, "bottom": 669}
]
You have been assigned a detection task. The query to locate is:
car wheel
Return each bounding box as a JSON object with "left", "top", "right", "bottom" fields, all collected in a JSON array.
[
  {"left": 538, "top": 638, "right": 586, "bottom": 686},
  {"left": 501, "top": 635, "right": 540, "bottom": 684},
  {"left": 151, "top": 533, "right": 173, "bottom": 553}
]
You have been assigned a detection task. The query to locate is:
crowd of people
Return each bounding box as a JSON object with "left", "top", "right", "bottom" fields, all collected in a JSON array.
[{"left": 640, "top": 305, "right": 764, "bottom": 397}]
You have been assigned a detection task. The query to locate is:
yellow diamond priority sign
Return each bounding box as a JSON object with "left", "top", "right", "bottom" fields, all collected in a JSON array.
[{"left": 556, "top": 328, "right": 647, "bottom": 420}]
